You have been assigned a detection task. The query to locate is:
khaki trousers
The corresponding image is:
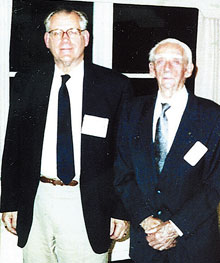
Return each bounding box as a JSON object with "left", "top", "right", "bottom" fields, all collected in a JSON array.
[{"left": 23, "top": 182, "right": 108, "bottom": 263}]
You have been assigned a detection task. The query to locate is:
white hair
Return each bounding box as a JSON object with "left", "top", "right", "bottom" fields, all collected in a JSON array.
[
  {"left": 44, "top": 9, "right": 88, "bottom": 32},
  {"left": 149, "top": 38, "right": 192, "bottom": 65}
]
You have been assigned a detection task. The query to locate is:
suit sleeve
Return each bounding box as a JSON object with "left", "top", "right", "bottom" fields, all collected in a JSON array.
[
  {"left": 111, "top": 77, "right": 133, "bottom": 220},
  {"left": 170, "top": 114, "right": 220, "bottom": 236},
  {"left": 114, "top": 101, "right": 154, "bottom": 226},
  {"left": 0, "top": 73, "right": 23, "bottom": 212}
]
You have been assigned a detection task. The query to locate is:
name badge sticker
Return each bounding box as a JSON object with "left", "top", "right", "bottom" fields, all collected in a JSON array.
[
  {"left": 81, "top": 114, "right": 109, "bottom": 138},
  {"left": 184, "top": 141, "right": 208, "bottom": 166}
]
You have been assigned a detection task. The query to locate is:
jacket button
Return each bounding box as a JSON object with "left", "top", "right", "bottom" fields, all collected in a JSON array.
[
  {"left": 157, "top": 210, "right": 162, "bottom": 216},
  {"left": 156, "top": 189, "right": 161, "bottom": 194}
]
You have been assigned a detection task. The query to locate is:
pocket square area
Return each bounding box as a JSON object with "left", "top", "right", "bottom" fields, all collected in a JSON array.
[
  {"left": 184, "top": 141, "right": 208, "bottom": 166},
  {"left": 81, "top": 114, "right": 109, "bottom": 138}
]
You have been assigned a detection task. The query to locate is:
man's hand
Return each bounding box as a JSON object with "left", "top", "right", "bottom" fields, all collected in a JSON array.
[
  {"left": 140, "top": 215, "right": 162, "bottom": 233},
  {"left": 2, "top": 211, "right": 18, "bottom": 235},
  {"left": 110, "top": 218, "right": 128, "bottom": 240},
  {"left": 146, "top": 221, "right": 178, "bottom": 251}
]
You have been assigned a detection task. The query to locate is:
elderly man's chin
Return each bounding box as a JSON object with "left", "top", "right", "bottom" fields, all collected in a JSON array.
[
  {"left": 160, "top": 84, "right": 179, "bottom": 99},
  {"left": 161, "top": 77, "right": 175, "bottom": 87}
]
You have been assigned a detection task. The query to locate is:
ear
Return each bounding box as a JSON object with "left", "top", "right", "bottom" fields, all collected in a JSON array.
[
  {"left": 83, "top": 30, "right": 90, "bottom": 47},
  {"left": 184, "top": 63, "right": 194, "bottom": 78},
  {"left": 149, "top": 62, "right": 156, "bottom": 78},
  {"left": 44, "top": 32, "right": 50, "bottom": 49}
]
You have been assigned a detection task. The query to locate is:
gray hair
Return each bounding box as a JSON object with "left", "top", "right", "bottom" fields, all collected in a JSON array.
[
  {"left": 44, "top": 9, "right": 88, "bottom": 32},
  {"left": 149, "top": 38, "right": 192, "bottom": 65}
]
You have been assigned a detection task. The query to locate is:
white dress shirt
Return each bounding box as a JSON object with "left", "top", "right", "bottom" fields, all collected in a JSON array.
[
  {"left": 40, "top": 61, "right": 84, "bottom": 182},
  {"left": 153, "top": 86, "right": 188, "bottom": 236},
  {"left": 153, "top": 86, "right": 188, "bottom": 153}
]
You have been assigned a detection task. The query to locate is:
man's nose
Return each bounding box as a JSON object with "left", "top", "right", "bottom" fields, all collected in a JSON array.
[
  {"left": 62, "top": 31, "right": 70, "bottom": 40},
  {"left": 164, "top": 61, "right": 172, "bottom": 71}
]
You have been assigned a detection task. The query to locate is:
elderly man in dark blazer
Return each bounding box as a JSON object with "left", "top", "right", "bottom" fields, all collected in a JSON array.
[
  {"left": 114, "top": 38, "right": 220, "bottom": 263},
  {"left": 1, "top": 8, "right": 131, "bottom": 263}
]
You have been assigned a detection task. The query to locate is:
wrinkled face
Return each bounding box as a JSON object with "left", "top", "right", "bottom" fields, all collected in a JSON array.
[
  {"left": 149, "top": 43, "right": 193, "bottom": 99},
  {"left": 44, "top": 11, "right": 89, "bottom": 70}
]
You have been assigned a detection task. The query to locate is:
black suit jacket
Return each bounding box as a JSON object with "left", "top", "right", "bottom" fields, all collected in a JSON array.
[
  {"left": 114, "top": 93, "right": 220, "bottom": 263},
  {"left": 0, "top": 62, "right": 131, "bottom": 253}
]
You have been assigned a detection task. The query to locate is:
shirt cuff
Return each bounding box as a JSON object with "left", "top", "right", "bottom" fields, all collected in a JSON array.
[{"left": 169, "top": 220, "right": 183, "bottom": 237}]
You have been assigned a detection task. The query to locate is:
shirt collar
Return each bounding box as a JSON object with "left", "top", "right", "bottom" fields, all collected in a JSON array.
[
  {"left": 54, "top": 60, "right": 84, "bottom": 79},
  {"left": 156, "top": 86, "right": 188, "bottom": 108}
]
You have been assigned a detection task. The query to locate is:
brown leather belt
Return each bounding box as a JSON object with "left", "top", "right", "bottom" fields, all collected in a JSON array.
[{"left": 40, "top": 176, "right": 78, "bottom": 186}]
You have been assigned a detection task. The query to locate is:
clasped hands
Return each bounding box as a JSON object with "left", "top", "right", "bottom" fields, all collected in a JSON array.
[{"left": 140, "top": 216, "right": 179, "bottom": 251}]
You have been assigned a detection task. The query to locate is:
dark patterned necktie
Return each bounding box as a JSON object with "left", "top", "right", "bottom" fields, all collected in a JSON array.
[
  {"left": 57, "top": 74, "right": 75, "bottom": 184},
  {"left": 154, "top": 103, "right": 171, "bottom": 174}
]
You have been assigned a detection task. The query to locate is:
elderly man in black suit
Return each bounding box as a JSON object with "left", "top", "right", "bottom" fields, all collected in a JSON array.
[
  {"left": 1, "top": 8, "right": 131, "bottom": 263},
  {"left": 114, "top": 38, "right": 220, "bottom": 263}
]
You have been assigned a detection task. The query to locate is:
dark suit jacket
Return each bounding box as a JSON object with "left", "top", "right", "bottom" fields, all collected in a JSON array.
[
  {"left": 0, "top": 62, "right": 131, "bottom": 253},
  {"left": 114, "top": 93, "right": 220, "bottom": 263}
]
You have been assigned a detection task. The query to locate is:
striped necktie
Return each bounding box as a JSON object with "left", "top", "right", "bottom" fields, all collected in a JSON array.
[{"left": 154, "top": 103, "right": 171, "bottom": 174}]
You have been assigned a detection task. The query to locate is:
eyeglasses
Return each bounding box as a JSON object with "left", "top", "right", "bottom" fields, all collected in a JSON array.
[{"left": 48, "top": 28, "right": 85, "bottom": 40}]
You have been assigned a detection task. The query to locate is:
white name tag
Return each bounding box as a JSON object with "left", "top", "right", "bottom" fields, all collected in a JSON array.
[
  {"left": 184, "top": 141, "right": 208, "bottom": 166},
  {"left": 81, "top": 114, "right": 109, "bottom": 138}
]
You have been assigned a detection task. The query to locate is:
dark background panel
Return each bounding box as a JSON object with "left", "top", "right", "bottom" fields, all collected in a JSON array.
[
  {"left": 10, "top": 0, "right": 93, "bottom": 72},
  {"left": 113, "top": 4, "right": 198, "bottom": 95},
  {"left": 131, "top": 78, "right": 158, "bottom": 97},
  {"left": 130, "top": 74, "right": 196, "bottom": 97},
  {"left": 113, "top": 4, "right": 198, "bottom": 73},
  {"left": 10, "top": 1, "right": 198, "bottom": 95}
]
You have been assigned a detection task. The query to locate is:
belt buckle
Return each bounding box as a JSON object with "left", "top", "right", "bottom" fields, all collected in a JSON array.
[
  {"left": 50, "top": 178, "right": 64, "bottom": 186},
  {"left": 59, "top": 180, "right": 64, "bottom": 186},
  {"left": 49, "top": 179, "right": 56, "bottom": 186}
]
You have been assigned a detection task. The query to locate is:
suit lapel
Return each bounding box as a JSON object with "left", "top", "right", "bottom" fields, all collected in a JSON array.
[
  {"left": 32, "top": 66, "right": 54, "bottom": 126},
  {"left": 80, "top": 63, "right": 97, "bottom": 183},
  {"left": 29, "top": 65, "right": 54, "bottom": 156},
  {"left": 134, "top": 96, "right": 159, "bottom": 186},
  {"left": 81, "top": 63, "right": 99, "bottom": 121},
  {"left": 161, "top": 94, "right": 200, "bottom": 175},
  {"left": 82, "top": 63, "right": 90, "bottom": 120}
]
